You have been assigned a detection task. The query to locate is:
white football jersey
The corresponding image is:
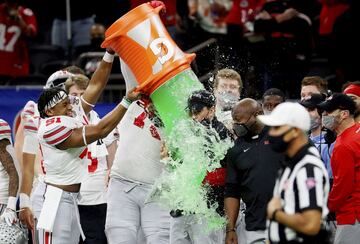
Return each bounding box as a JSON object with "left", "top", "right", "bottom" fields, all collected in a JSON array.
[
  {"left": 0, "top": 119, "right": 19, "bottom": 204},
  {"left": 22, "top": 96, "right": 87, "bottom": 152},
  {"left": 78, "top": 110, "right": 110, "bottom": 205},
  {"left": 111, "top": 101, "right": 163, "bottom": 184},
  {"left": 22, "top": 97, "right": 88, "bottom": 176},
  {"left": 37, "top": 115, "right": 86, "bottom": 185},
  {"left": 83, "top": 110, "right": 108, "bottom": 173}
]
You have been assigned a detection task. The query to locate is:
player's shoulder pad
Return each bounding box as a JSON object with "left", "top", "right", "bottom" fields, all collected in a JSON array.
[
  {"left": 23, "top": 116, "right": 39, "bottom": 134},
  {"left": 22, "top": 100, "right": 37, "bottom": 118},
  {"left": 40, "top": 116, "right": 79, "bottom": 146}
]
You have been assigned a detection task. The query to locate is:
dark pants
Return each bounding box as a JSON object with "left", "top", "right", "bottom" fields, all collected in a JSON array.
[{"left": 78, "top": 203, "right": 107, "bottom": 244}]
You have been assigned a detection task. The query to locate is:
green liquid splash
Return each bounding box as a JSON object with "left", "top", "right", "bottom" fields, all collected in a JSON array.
[{"left": 149, "top": 69, "right": 233, "bottom": 231}]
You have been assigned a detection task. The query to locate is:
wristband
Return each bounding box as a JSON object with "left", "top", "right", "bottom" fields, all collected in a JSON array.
[
  {"left": 272, "top": 208, "right": 282, "bottom": 221},
  {"left": 19, "top": 193, "right": 31, "bottom": 209},
  {"left": 103, "top": 51, "right": 115, "bottom": 63},
  {"left": 7, "top": 196, "right": 17, "bottom": 211},
  {"left": 82, "top": 126, "right": 88, "bottom": 146},
  {"left": 80, "top": 96, "right": 95, "bottom": 108},
  {"left": 120, "top": 97, "right": 132, "bottom": 109}
]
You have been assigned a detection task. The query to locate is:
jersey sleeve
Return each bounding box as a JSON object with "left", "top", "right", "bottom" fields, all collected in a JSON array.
[
  {"left": 22, "top": 100, "right": 37, "bottom": 119},
  {"left": 41, "top": 117, "right": 75, "bottom": 146},
  {"left": 103, "top": 127, "right": 119, "bottom": 147},
  {"left": 0, "top": 119, "right": 11, "bottom": 142},
  {"left": 295, "top": 163, "right": 327, "bottom": 212},
  {"left": 20, "top": 7, "right": 38, "bottom": 35},
  {"left": 22, "top": 101, "right": 39, "bottom": 136},
  {"left": 224, "top": 148, "right": 241, "bottom": 199}
]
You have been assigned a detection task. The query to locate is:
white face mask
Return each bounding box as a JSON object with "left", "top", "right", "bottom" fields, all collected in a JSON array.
[
  {"left": 322, "top": 114, "right": 338, "bottom": 131},
  {"left": 217, "top": 91, "right": 239, "bottom": 111},
  {"left": 310, "top": 116, "right": 321, "bottom": 131}
]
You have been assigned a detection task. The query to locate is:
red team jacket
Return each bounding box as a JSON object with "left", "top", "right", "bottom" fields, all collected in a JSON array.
[
  {"left": 328, "top": 123, "right": 360, "bottom": 225},
  {"left": 226, "top": 0, "right": 265, "bottom": 26},
  {"left": 0, "top": 4, "right": 37, "bottom": 77}
]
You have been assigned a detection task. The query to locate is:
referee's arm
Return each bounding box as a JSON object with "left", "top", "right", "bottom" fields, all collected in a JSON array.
[{"left": 269, "top": 164, "right": 325, "bottom": 235}]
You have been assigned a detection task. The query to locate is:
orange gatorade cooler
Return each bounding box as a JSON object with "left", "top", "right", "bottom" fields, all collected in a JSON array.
[
  {"left": 101, "top": 3, "right": 196, "bottom": 95},
  {"left": 101, "top": 3, "right": 204, "bottom": 135}
]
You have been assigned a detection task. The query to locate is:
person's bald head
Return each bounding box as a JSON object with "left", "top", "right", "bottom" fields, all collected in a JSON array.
[
  {"left": 232, "top": 98, "right": 264, "bottom": 137},
  {"left": 232, "top": 98, "right": 262, "bottom": 121}
]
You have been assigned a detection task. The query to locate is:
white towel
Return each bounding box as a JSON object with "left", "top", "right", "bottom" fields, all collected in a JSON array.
[{"left": 37, "top": 185, "right": 63, "bottom": 232}]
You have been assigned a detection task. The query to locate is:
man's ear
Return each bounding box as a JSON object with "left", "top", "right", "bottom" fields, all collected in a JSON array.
[
  {"left": 291, "top": 128, "right": 301, "bottom": 138},
  {"left": 341, "top": 110, "right": 350, "bottom": 119},
  {"left": 45, "top": 108, "right": 54, "bottom": 117}
]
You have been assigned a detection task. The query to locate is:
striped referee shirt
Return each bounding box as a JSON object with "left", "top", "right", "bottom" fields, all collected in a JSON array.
[{"left": 268, "top": 144, "right": 330, "bottom": 243}]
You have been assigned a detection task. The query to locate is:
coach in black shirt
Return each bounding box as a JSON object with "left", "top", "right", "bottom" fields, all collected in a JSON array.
[{"left": 225, "top": 98, "right": 283, "bottom": 244}]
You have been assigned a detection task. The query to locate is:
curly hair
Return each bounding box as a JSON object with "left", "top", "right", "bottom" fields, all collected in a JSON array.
[{"left": 37, "top": 87, "right": 68, "bottom": 118}]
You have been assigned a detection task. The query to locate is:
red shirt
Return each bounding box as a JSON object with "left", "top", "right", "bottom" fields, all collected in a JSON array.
[
  {"left": 319, "top": 2, "right": 349, "bottom": 35},
  {"left": 203, "top": 167, "right": 226, "bottom": 186},
  {"left": 226, "top": 0, "right": 265, "bottom": 25},
  {"left": 0, "top": 4, "right": 37, "bottom": 77},
  {"left": 328, "top": 123, "right": 360, "bottom": 225}
]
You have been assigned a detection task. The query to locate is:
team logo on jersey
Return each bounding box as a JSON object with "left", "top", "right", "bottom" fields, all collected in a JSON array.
[
  {"left": 282, "top": 180, "right": 289, "bottom": 191},
  {"left": 305, "top": 178, "right": 317, "bottom": 190}
]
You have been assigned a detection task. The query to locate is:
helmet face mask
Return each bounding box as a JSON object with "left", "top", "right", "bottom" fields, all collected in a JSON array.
[
  {"left": 44, "top": 70, "right": 75, "bottom": 90},
  {"left": 0, "top": 221, "right": 28, "bottom": 244}
]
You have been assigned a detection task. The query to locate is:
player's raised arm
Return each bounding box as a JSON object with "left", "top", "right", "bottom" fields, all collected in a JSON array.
[
  {"left": 37, "top": 87, "right": 141, "bottom": 150},
  {"left": 81, "top": 48, "right": 115, "bottom": 114}
]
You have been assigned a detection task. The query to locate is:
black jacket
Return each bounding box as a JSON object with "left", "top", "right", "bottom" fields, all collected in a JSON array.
[{"left": 225, "top": 127, "right": 283, "bottom": 231}]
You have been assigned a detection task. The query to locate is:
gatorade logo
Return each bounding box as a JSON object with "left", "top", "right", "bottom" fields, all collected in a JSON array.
[
  {"left": 127, "top": 15, "right": 183, "bottom": 75},
  {"left": 150, "top": 38, "right": 174, "bottom": 64}
]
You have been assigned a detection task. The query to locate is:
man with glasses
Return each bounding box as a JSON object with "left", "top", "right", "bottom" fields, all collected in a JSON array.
[
  {"left": 225, "top": 98, "right": 282, "bottom": 244},
  {"left": 318, "top": 93, "right": 360, "bottom": 244}
]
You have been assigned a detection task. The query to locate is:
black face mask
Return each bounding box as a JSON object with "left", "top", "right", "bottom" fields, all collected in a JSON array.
[
  {"left": 233, "top": 123, "right": 249, "bottom": 138},
  {"left": 268, "top": 128, "right": 293, "bottom": 153},
  {"left": 91, "top": 37, "right": 104, "bottom": 49},
  {"left": 233, "top": 113, "right": 257, "bottom": 138}
]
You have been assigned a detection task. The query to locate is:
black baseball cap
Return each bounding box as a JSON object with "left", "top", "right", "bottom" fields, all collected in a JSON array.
[
  {"left": 300, "top": 94, "right": 326, "bottom": 109},
  {"left": 317, "top": 93, "right": 356, "bottom": 114},
  {"left": 187, "top": 90, "right": 216, "bottom": 114}
]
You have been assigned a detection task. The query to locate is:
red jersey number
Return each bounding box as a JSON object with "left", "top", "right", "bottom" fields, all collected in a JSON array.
[
  {"left": 46, "top": 117, "right": 61, "bottom": 126},
  {"left": 133, "top": 112, "right": 161, "bottom": 140},
  {"left": 79, "top": 148, "right": 99, "bottom": 173}
]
